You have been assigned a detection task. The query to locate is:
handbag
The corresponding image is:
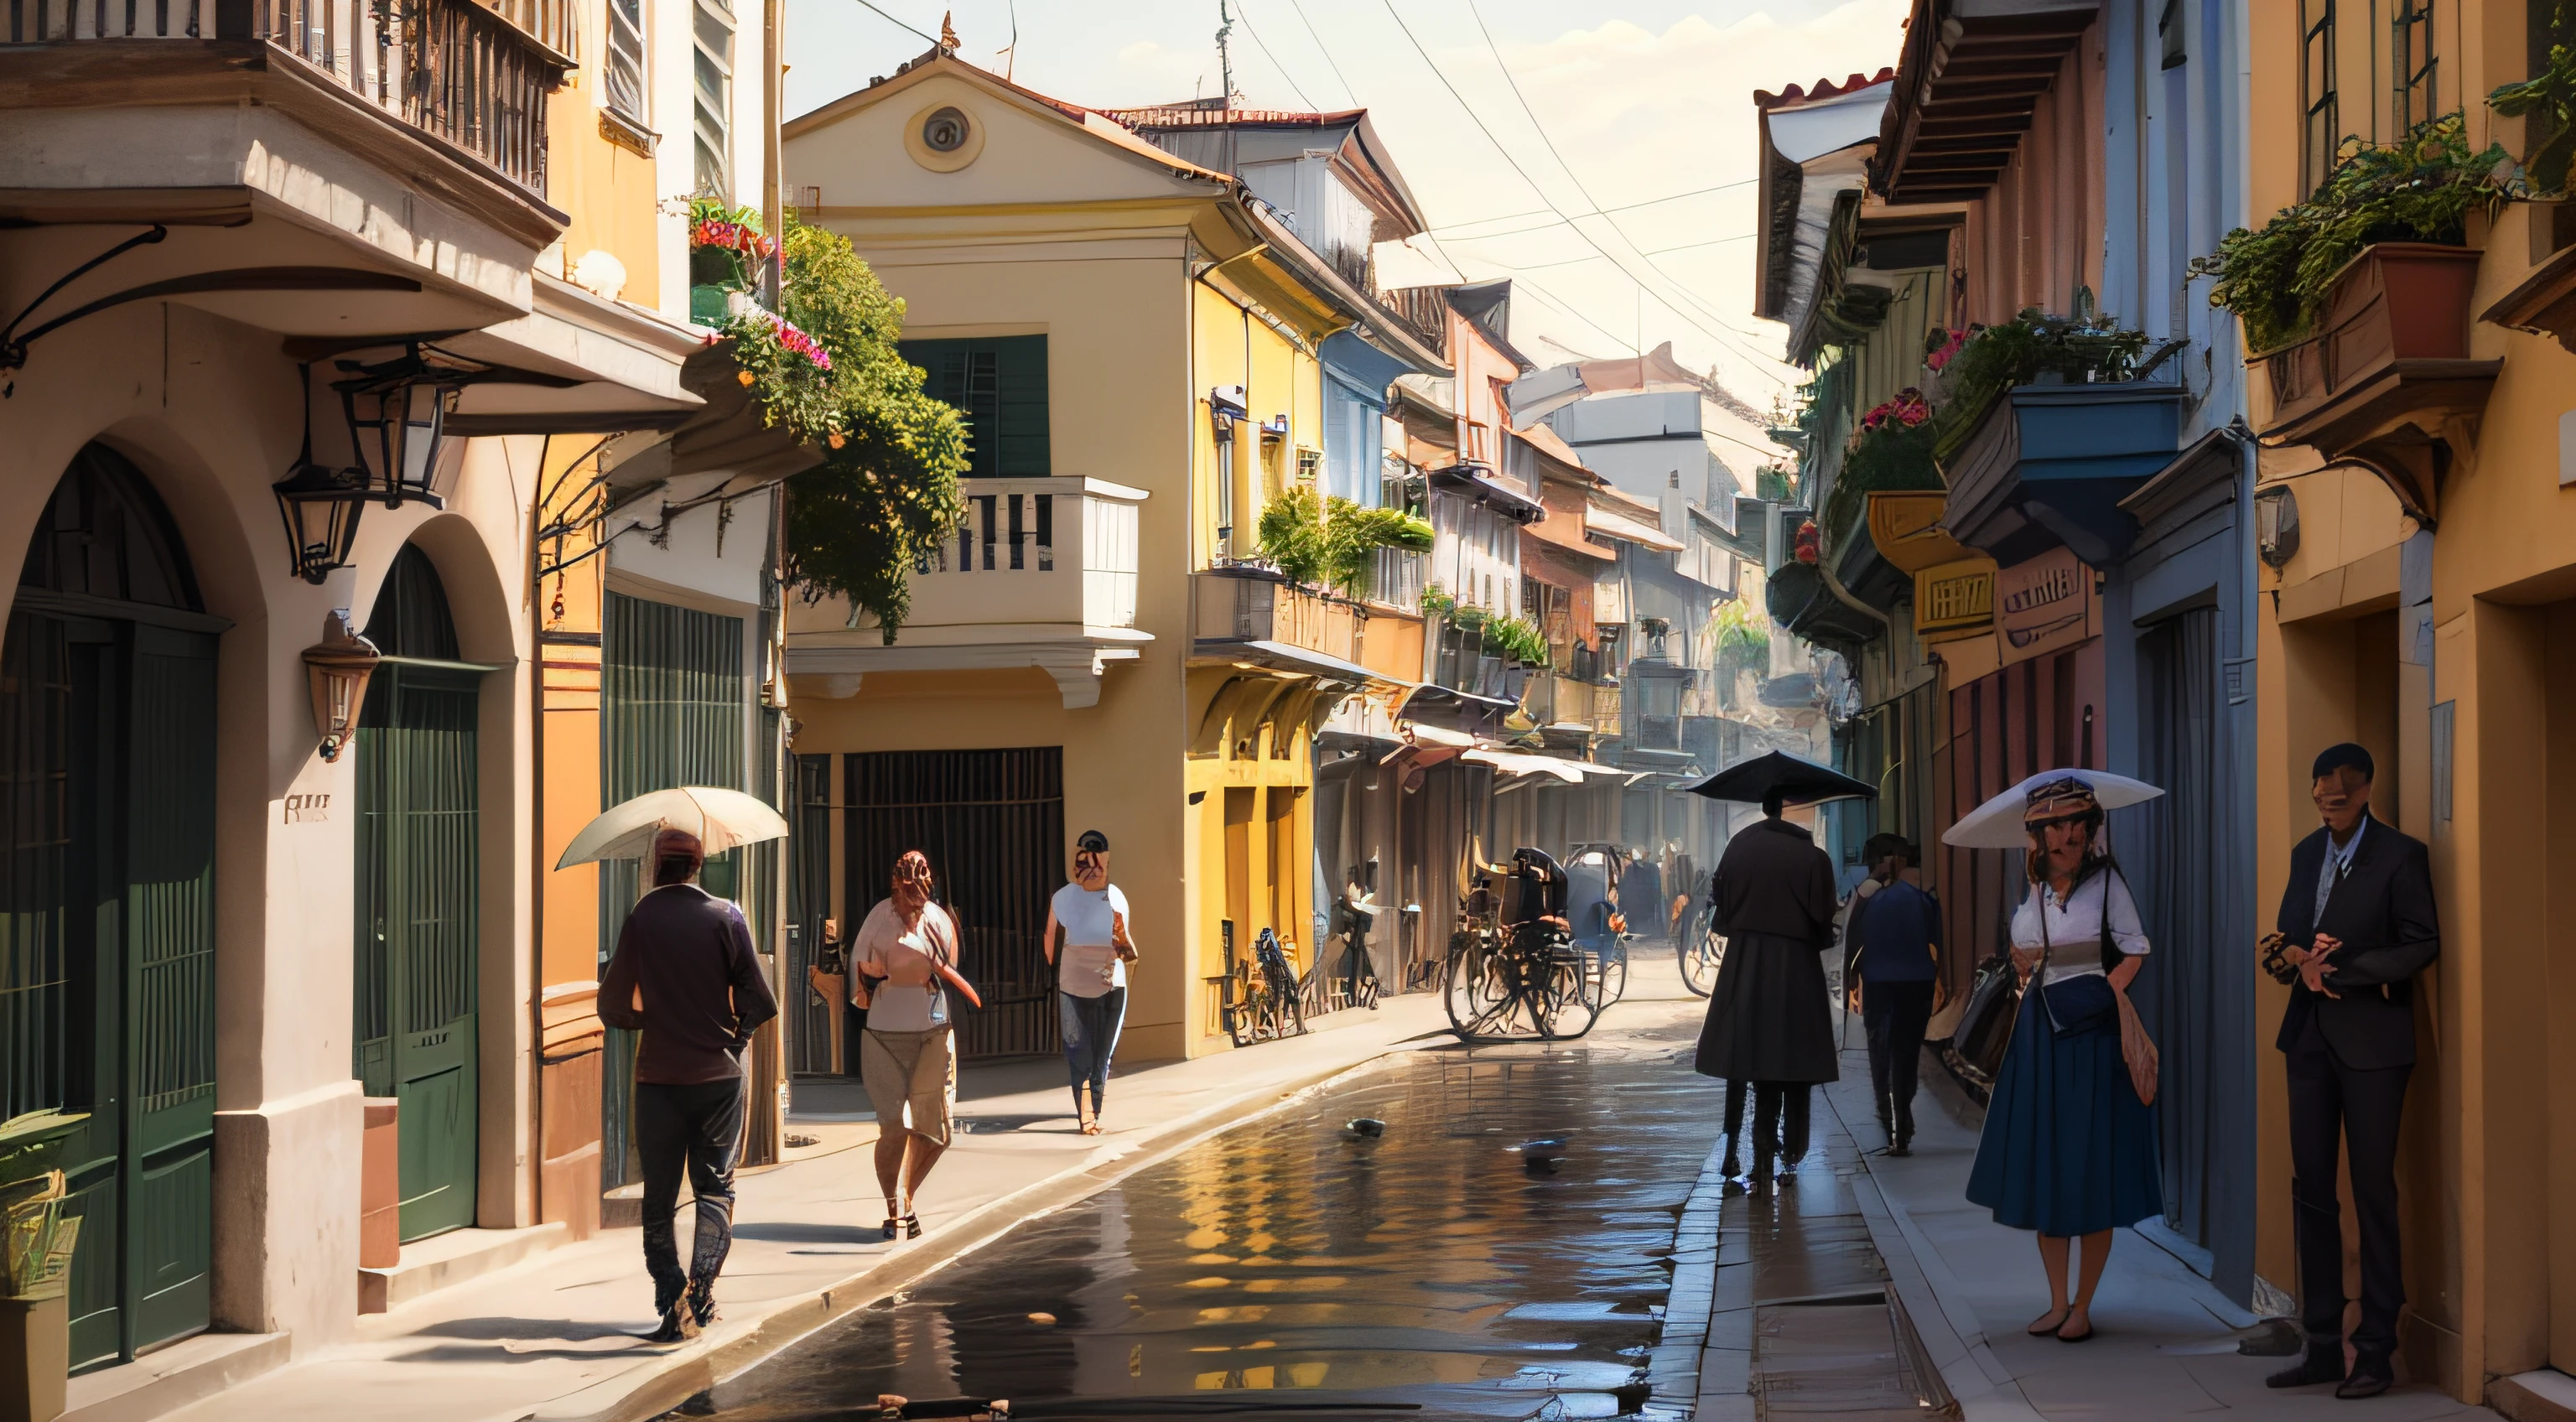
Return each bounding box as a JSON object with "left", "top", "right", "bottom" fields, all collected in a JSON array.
[
  {"left": 2033, "top": 869, "right": 2161, "bottom": 1106},
  {"left": 1953, "top": 948, "right": 2020, "bottom": 1077}
]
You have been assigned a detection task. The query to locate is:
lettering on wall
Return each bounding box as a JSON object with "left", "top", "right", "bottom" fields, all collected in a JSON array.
[{"left": 284, "top": 792, "right": 330, "bottom": 823}]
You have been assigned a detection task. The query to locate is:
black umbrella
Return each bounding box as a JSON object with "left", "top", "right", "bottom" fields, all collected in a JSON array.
[{"left": 1684, "top": 750, "right": 1877, "bottom": 805}]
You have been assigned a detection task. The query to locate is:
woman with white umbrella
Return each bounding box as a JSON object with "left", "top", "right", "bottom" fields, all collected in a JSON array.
[{"left": 1949, "top": 772, "right": 2164, "bottom": 1345}]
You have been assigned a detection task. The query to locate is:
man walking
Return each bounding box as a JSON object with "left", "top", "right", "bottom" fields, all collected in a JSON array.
[
  {"left": 600, "top": 827, "right": 779, "bottom": 1343},
  {"left": 1693, "top": 788, "right": 1840, "bottom": 1193},
  {"left": 1845, "top": 838, "right": 1940, "bottom": 1155},
  {"left": 2265, "top": 745, "right": 2438, "bottom": 1399}
]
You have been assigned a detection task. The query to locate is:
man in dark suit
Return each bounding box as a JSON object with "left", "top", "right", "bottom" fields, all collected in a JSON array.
[{"left": 2264, "top": 744, "right": 2438, "bottom": 1399}]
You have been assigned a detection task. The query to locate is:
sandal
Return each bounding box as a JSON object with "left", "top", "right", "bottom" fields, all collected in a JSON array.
[
  {"left": 902, "top": 1213, "right": 922, "bottom": 1240},
  {"left": 881, "top": 1216, "right": 901, "bottom": 1241},
  {"left": 2028, "top": 1308, "right": 2070, "bottom": 1336}
]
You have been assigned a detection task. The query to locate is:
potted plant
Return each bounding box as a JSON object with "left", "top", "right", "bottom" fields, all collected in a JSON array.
[
  {"left": 1256, "top": 487, "right": 1433, "bottom": 599},
  {"left": 1926, "top": 298, "right": 2151, "bottom": 463},
  {"left": 1820, "top": 387, "right": 1940, "bottom": 559},
  {"left": 2189, "top": 113, "right": 2513, "bottom": 361},
  {"left": 688, "top": 200, "right": 779, "bottom": 325}
]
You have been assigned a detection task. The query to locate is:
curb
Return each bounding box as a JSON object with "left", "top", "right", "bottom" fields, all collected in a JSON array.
[{"left": 501, "top": 1030, "right": 1445, "bottom": 1422}]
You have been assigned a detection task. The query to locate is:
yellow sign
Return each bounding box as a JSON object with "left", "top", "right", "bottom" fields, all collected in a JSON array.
[
  {"left": 1914, "top": 557, "right": 1996, "bottom": 642},
  {"left": 1995, "top": 546, "right": 2097, "bottom": 666}
]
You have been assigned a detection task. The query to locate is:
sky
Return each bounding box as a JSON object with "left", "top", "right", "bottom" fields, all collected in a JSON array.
[{"left": 780, "top": 0, "right": 1915, "bottom": 412}]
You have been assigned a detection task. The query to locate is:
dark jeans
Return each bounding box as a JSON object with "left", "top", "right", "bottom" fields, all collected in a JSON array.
[
  {"left": 1863, "top": 980, "right": 1936, "bottom": 1135},
  {"left": 637, "top": 1076, "right": 745, "bottom": 1316},
  {"left": 1059, "top": 988, "right": 1126, "bottom": 1112},
  {"left": 2286, "top": 1019, "right": 2411, "bottom": 1357}
]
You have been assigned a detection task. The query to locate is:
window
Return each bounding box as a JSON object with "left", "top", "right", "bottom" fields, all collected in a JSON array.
[
  {"left": 605, "top": 0, "right": 647, "bottom": 132},
  {"left": 898, "top": 335, "right": 1052, "bottom": 476},
  {"left": 2393, "top": 0, "right": 2436, "bottom": 132},
  {"left": 693, "top": 0, "right": 735, "bottom": 196},
  {"left": 2158, "top": 0, "right": 2187, "bottom": 68},
  {"left": 1323, "top": 379, "right": 1381, "bottom": 506},
  {"left": 2301, "top": 0, "right": 2337, "bottom": 193}
]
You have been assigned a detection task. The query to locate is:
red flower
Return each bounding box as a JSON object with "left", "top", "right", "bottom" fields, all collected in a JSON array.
[
  {"left": 689, "top": 218, "right": 780, "bottom": 263},
  {"left": 1794, "top": 519, "right": 1821, "bottom": 564}
]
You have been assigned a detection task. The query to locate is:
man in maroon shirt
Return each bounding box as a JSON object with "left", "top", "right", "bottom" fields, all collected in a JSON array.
[{"left": 599, "top": 828, "right": 779, "bottom": 1342}]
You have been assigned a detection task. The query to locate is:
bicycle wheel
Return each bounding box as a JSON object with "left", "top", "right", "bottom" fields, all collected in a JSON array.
[
  {"left": 1596, "top": 941, "right": 1629, "bottom": 1009},
  {"left": 1678, "top": 915, "right": 1725, "bottom": 998},
  {"left": 1535, "top": 942, "right": 1598, "bottom": 1040}
]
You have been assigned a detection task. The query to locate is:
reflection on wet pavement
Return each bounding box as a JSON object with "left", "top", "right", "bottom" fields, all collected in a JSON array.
[{"left": 670, "top": 1046, "right": 1721, "bottom": 1421}]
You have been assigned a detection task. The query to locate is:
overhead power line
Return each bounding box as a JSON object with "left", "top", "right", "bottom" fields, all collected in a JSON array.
[
  {"left": 1280, "top": 0, "right": 1363, "bottom": 106},
  {"left": 1228, "top": 0, "right": 1321, "bottom": 111},
  {"left": 846, "top": 0, "right": 937, "bottom": 45},
  {"left": 1379, "top": 0, "right": 1784, "bottom": 388}
]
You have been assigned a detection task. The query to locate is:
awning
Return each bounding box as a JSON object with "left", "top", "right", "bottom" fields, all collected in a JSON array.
[
  {"left": 1524, "top": 516, "right": 1616, "bottom": 563},
  {"left": 1429, "top": 463, "right": 1547, "bottom": 523},
  {"left": 440, "top": 272, "right": 705, "bottom": 434},
  {"left": 1464, "top": 749, "right": 1585, "bottom": 782},
  {"left": 1219, "top": 639, "right": 1400, "bottom": 688},
  {"left": 1402, "top": 722, "right": 1478, "bottom": 748},
  {"left": 1587, "top": 503, "right": 1685, "bottom": 552}
]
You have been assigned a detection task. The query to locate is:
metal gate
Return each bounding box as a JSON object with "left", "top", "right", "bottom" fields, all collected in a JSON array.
[
  {"left": 788, "top": 755, "right": 839, "bottom": 1075},
  {"left": 2, "top": 444, "right": 217, "bottom": 1372},
  {"left": 597, "top": 594, "right": 744, "bottom": 1187},
  {"left": 844, "top": 750, "right": 1062, "bottom": 1058}
]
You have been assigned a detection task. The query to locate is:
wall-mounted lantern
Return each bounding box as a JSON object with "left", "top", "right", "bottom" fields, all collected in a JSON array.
[
  {"left": 2253, "top": 485, "right": 2301, "bottom": 568},
  {"left": 336, "top": 345, "right": 468, "bottom": 509},
  {"left": 273, "top": 361, "right": 372, "bottom": 584},
  {"left": 304, "top": 609, "right": 382, "bottom": 762}
]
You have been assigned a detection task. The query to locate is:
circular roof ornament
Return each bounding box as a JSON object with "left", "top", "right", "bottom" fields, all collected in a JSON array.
[
  {"left": 922, "top": 106, "right": 969, "bottom": 153},
  {"left": 906, "top": 101, "right": 984, "bottom": 170}
]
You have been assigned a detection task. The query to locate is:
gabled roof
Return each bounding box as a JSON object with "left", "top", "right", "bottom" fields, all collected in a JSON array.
[
  {"left": 785, "top": 49, "right": 1235, "bottom": 185},
  {"left": 1754, "top": 70, "right": 1893, "bottom": 333},
  {"left": 1100, "top": 102, "right": 1429, "bottom": 237}
]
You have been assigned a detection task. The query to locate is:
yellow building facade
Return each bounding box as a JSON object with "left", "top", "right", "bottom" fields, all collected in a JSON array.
[
  {"left": 782, "top": 54, "right": 1413, "bottom": 1061},
  {"left": 2246, "top": 0, "right": 2576, "bottom": 1400}
]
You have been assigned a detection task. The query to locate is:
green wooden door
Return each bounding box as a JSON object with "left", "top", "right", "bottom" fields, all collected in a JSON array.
[
  {"left": 3, "top": 612, "right": 218, "bottom": 1372},
  {"left": 3, "top": 444, "right": 220, "bottom": 1371},
  {"left": 355, "top": 667, "right": 480, "bottom": 1240}
]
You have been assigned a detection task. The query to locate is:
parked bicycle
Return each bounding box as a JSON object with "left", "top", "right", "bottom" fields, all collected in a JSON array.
[
  {"left": 1220, "top": 926, "right": 1307, "bottom": 1046},
  {"left": 1444, "top": 849, "right": 1602, "bottom": 1042},
  {"left": 1677, "top": 896, "right": 1724, "bottom": 997}
]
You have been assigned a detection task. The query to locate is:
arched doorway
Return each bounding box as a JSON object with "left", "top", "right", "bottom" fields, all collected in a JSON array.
[
  {"left": 353, "top": 546, "right": 480, "bottom": 1241},
  {"left": 0, "top": 442, "right": 220, "bottom": 1370}
]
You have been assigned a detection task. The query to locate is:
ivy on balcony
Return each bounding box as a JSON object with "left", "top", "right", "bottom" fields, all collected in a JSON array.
[
  {"left": 1254, "top": 485, "right": 1433, "bottom": 600},
  {"left": 1818, "top": 388, "right": 1940, "bottom": 562},
  {"left": 1927, "top": 299, "right": 2151, "bottom": 463},
  {"left": 700, "top": 212, "right": 972, "bottom": 641}
]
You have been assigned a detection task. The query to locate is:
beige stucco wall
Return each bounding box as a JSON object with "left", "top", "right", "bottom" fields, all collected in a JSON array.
[{"left": 0, "top": 294, "right": 542, "bottom": 1351}]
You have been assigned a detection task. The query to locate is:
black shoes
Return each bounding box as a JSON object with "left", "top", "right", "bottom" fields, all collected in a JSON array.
[
  {"left": 643, "top": 1300, "right": 701, "bottom": 1344},
  {"left": 2267, "top": 1339, "right": 2346, "bottom": 1389},
  {"left": 2336, "top": 1355, "right": 2396, "bottom": 1399},
  {"left": 688, "top": 1279, "right": 719, "bottom": 1329}
]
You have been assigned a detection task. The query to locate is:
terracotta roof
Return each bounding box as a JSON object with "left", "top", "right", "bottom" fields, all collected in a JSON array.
[
  {"left": 1102, "top": 105, "right": 1370, "bottom": 128},
  {"left": 1753, "top": 69, "right": 1895, "bottom": 111}
]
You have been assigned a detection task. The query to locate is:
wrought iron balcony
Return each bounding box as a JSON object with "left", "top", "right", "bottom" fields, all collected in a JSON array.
[{"left": 7, "top": 0, "right": 570, "bottom": 200}]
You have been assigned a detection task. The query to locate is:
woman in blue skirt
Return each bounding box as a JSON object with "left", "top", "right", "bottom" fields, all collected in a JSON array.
[{"left": 1965, "top": 776, "right": 2161, "bottom": 1343}]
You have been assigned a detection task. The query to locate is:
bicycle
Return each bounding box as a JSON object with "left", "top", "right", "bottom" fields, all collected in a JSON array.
[
  {"left": 1219, "top": 926, "right": 1308, "bottom": 1046},
  {"left": 1443, "top": 849, "right": 1600, "bottom": 1042},
  {"left": 1676, "top": 898, "right": 1725, "bottom": 998}
]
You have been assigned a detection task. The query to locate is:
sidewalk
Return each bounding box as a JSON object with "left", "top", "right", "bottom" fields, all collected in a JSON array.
[
  {"left": 1818, "top": 1043, "right": 2501, "bottom": 1422},
  {"left": 127, "top": 997, "right": 1452, "bottom": 1422}
]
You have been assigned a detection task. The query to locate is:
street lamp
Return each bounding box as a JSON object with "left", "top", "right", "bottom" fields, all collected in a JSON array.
[
  {"left": 337, "top": 345, "right": 466, "bottom": 509},
  {"left": 303, "top": 609, "right": 382, "bottom": 762},
  {"left": 2252, "top": 485, "right": 2301, "bottom": 569},
  {"left": 273, "top": 361, "right": 371, "bottom": 584}
]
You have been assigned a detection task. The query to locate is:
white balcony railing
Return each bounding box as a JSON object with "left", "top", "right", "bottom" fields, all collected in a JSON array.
[{"left": 908, "top": 477, "right": 1145, "bottom": 632}]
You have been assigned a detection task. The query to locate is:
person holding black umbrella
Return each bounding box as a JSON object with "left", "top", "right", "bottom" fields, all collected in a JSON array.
[{"left": 1692, "top": 784, "right": 1841, "bottom": 1191}]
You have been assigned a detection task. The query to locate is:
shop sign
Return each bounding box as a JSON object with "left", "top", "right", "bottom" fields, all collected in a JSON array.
[
  {"left": 1995, "top": 545, "right": 2096, "bottom": 666},
  {"left": 1914, "top": 557, "right": 1995, "bottom": 642}
]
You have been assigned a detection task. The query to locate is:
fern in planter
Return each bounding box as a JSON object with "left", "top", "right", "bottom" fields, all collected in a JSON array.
[
  {"left": 1257, "top": 486, "right": 1434, "bottom": 596},
  {"left": 2186, "top": 113, "right": 2515, "bottom": 350},
  {"left": 2491, "top": 18, "right": 2576, "bottom": 196},
  {"left": 1929, "top": 300, "right": 2150, "bottom": 463}
]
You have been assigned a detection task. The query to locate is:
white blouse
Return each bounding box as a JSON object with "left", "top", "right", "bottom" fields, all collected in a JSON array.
[{"left": 2011, "top": 871, "right": 2150, "bottom": 984}]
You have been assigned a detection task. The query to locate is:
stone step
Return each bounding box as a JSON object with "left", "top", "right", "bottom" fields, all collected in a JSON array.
[
  {"left": 358, "top": 1222, "right": 569, "bottom": 1315},
  {"left": 61, "top": 1331, "right": 290, "bottom": 1422}
]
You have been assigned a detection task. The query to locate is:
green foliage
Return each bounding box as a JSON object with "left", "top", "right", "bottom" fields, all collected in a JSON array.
[
  {"left": 767, "top": 213, "right": 971, "bottom": 642},
  {"left": 2187, "top": 113, "right": 2515, "bottom": 351},
  {"left": 1419, "top": 583, "right": 1457, "bottom": 620},
  {"left": 1255, "top": 486, "right": 1434, "bottom": 597},
  {"left": 1710, "top": 597, "right": 1771, "bottom": 660},
  {"left": 2491, "top": 18, "right": 2576, "bottom": 196},
  {"left": 1483, "top": 614, "right": 1551, "bottom": 667},
  {"left": 1929, "top": 297, "right": 2152, "bottom": 462},
  {"left": 1820, "top": 423, "right": 1942, "bottom": 561}
]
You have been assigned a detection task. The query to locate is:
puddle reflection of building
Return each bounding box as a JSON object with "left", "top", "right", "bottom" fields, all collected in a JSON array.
[
  {"left": 1067, "top": 1190, "right": 1140, "bottom": 1396},
  {"left": 935, "top": 1206, "right": 1100, "bottom": 1399}
]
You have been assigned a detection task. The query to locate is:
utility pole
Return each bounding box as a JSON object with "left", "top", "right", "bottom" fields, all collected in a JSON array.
[{"left": 1216, "top": 0, "right": 1235, "bottom": 107}]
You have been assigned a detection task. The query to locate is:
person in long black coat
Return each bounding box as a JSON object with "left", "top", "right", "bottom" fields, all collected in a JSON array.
[{"left": 1693, "top": 788, "right": 1840, "bottom": 1190}]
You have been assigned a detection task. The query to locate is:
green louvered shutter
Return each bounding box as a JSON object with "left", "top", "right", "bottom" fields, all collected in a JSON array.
[
  {"left": 898, "top": 335, "right": 1050, "bottom": 476},
  {"left": 598, "top": 594, "right": 744, "bottom": 1187},
  {"left": 123, "top": 623, "right": 216, "bottom": 1352}
]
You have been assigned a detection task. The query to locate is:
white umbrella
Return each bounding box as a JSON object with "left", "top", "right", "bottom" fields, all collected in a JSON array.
[
  {"left": 1941, "top": 770, "right": 2165, "bottom": 849},
  {"left": 555, "top": 786, "right": 792, "bottom": 868}
]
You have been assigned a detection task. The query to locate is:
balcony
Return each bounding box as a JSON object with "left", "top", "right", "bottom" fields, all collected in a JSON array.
[
  {"left": 786, "top": 477, "right": 1152, "bottom": 708},
  {"left": 1194, "top": 568, "right": 1400, "bottom": 686},
  {"left": 4, "top": 0, "right": 569, "bottom": 254},
  {"left": 1940, "top": 380, "right": 2185, "bottom": 567},
  {"left": 2259, "top": 243, "right": 2498, "bottom": 527}
]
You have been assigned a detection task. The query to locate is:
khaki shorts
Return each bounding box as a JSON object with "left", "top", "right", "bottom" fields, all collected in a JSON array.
[{"left": 860, "top": 1026, "right": 957, "bottom": 1146}]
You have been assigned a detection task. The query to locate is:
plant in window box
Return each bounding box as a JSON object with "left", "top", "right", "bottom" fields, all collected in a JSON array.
[
  {"left": 688, "top": 199, "right": 778, "bottom": 325},
  {"left": 1927, "top": 298, "right": 2150, "bottom": 462},
  {"left": 2490, "top": 25, "right": 2576, "bottom": 198},
  {"left": 2186, "top": 113, "right": 2515, "bottom": 351},
  {"left": 1254, "top": 485, "right": 1432, "bottom": 598},
  {"left": 1820, "top": 388, "right": 1940, "bottom": 558}
]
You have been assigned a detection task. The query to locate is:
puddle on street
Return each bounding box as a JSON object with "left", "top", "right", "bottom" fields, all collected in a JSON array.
[{"left": 673, "top": 1046, "right": 1722, "bottom": 1420}]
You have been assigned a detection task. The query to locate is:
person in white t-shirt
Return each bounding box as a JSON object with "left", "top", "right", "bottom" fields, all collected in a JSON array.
[{"left": 1044, "top": 829, "right": 1134, "bottom": 1135}]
